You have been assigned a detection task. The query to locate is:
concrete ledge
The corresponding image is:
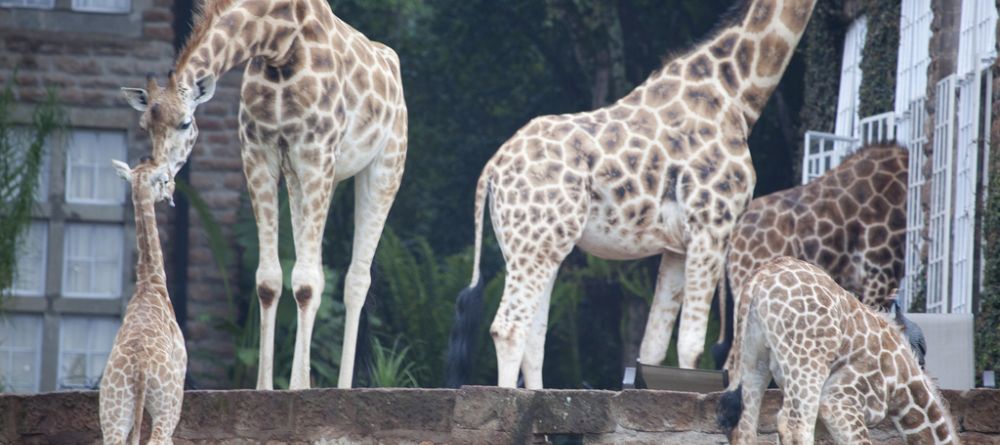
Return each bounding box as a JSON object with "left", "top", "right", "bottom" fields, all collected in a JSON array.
[{"left": 1, "top": 387, "right": 997, "bottom": 444}]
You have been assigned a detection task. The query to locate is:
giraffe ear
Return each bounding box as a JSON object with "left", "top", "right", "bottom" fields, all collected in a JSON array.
[
  {"left": 192, "top": 75, "right": 216, "bottom": 105},
  {"left": 121, "top": 88, "right": 149, "bottom": 112},
  {"left": 111, "top": 159, "right": 133, "bottom": 182}
]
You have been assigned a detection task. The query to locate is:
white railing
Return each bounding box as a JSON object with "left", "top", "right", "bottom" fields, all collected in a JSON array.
[
  {"left": 926, "top": 75, "right": 956, "bottom": 314},
  {"left": 800, "top": 131, "right": 859, "bottom": 184},
  {"left": 901, "top": 98, "right": 927, "bottom": 312},
  {"left": 859, "top": 112, "right": 897, "bottom": 146}
]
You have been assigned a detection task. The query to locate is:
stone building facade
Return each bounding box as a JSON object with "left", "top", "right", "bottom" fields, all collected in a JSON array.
[{"left": 0, "top": 0, "right": 243, "bottom": 391}]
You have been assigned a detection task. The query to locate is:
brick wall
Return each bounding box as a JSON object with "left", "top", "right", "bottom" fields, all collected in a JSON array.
[
  {"left": 2, "top": 387, "right": 999, "bottom": 444},
  {"left": 0, "top": 0, "right": 244, "bottom": 389}
]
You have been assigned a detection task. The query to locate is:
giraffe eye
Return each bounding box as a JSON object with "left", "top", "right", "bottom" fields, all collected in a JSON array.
[{"left": 178, "top": 119, "right": 192, "bottom": 130}]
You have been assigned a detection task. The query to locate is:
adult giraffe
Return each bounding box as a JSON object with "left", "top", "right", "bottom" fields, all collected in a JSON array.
[
  {"left": 446, "top": 0, "right": 817, "bottom": 388},
  {"left": 714, "top": 144, "right": 909, "bottom": 370},
  {"left": 121, "top": 0, "right": 407, "bottom": 389}
]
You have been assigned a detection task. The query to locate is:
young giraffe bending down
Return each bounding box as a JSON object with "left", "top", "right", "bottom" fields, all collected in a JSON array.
[
  {"left": 718, "top": 257, "right": 959, "bottom": 445},
  {"left": 101, "top": 158, "right": 187, "bottom": 445},
  {"left": 121, "top": 0, "right": 407, "bottom": 389},
  {"left": 446, "top": 0, "right": 817, "bottom": 388},
  {"left": 714, "top": 143, "right": 908, "bottom": 368}
]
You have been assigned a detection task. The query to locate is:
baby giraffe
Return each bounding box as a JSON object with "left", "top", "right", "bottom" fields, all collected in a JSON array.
[
  {"left": 718, "top": 257, "right": 958, "bottom": 445},
  {"left": 101, "top": 157, "right": 187, "bottom": 445}
]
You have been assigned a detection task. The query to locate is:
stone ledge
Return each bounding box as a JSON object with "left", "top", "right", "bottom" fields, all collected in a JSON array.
[{"left": 1, "top": 387, "right": 997, "bottom": 444}]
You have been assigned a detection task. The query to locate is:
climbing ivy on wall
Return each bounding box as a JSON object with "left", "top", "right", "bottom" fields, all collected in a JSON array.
[
  {"left": 858, "top": 0, "right": 901, "bottom": 117},
  {"left": 799, "top": 0, "right": 845, "bottom": 136},
  {"left": 976, "top": 129, "right": 1000, "bottom": 382}
]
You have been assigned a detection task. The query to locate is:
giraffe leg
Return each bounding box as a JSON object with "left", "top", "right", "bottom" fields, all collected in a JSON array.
[
  {"left": 774, "top": 362, "right": 827, "bottom": 444},
  {"left": 492, "top": 257, "right": 566, "bottom": 388},
  {"left": 100, "top": 370, "right": 134, "bottom": 445},
  {"left": 242, "top": 144, "right": 282, "bottom": 390},
  {"left": 638, "top": 254, "right": 685, "bottom": 365},
  {"left": 731, "top": 312, "right": 771, "bottom": 445},
  {"left": 676, "top": 231, "right": 725, "bottom": 368},
  {"left": 520, "top": 270, "right": 559, "bottom": 389},
  {"left": 819, "top": 384, "right": 872, "bottom": 445},
  {"left": 285, "top": 148, "right": 338, "bottom": 390},
  {"left": 144, "top": 364, "right": 184, "bottom": 445},
  {"left": 337, "top": 145, "right": 405, "bottom": 389}
]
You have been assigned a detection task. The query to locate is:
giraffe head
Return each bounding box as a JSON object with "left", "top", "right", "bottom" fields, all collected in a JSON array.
[
  {"left": 120, "top": 73, "right": 216, "bottom": 181},
  {"left": 111, "top": 156, "right": 175, "bottom": 206},
  {"left": 881, "top": 288, "right": 928, "bottom": 369}
]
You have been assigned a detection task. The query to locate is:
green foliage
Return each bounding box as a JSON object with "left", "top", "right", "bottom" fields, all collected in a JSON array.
[
  {"left": 858, "top": 0, "right": 900, "bottom": 117},
  {"left": 975, "top": 149, "right": 1000, "bottom": 381},
  {"left": 799, "top": 0, "right": 845, "bottom": 136},
  {"left": 367, "top": 337, "right": 419, "bottom": 388},
  {"left": 368, "top": 226, "right": 470, "bottom": 386},
  {"left": 0, "top": 81, "right": 63, "bottom": 308}
]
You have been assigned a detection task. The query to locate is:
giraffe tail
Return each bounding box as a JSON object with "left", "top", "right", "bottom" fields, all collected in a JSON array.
[
  {"left": 710, "top": 267, "right": 735, "bottom": 370},
  {"left": 444, "top": 171, "right": 491, "bottom": 388},
  {"left": 716, "top": 383, "right": 743, "bottom": 435},
  {"left": 127, "top": 371, "right": 147, "bottom": 445}
]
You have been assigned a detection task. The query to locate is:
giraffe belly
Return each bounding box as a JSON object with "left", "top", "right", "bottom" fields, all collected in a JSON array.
[{"left": 576, "top": 202, "right": 687, "bottom": 260}]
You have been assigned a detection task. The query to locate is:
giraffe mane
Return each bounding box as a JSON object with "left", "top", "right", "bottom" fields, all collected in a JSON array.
[
  {"left": 657, "top": 0, "right": 752, "bottom": 68},
  {"left": 172, "top": 0, "right": 241, "bottom": 82},
  {"left": 838, "top": 140, "right": 905, "bottom": 163}
]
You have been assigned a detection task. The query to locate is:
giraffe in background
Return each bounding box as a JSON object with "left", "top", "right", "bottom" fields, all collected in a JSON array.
[
  {"left": 718, "top": 257, "right": 959, "bottom": 445},
  {"left": 101, "top": 157, "right": 186, "bottom": 445},
  {"left": 121, "top": 0, "right": 407, "bottom": 389},
  {"left": 446, "top": 0, "right": 818, "bottom": 388},
  {"left": 715, "top": 143, "right": 908, "bottom": 368}
]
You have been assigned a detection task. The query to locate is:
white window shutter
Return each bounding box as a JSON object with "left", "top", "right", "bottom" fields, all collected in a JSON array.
[{"left": 836, "top": 16, "right": 867, "bottom": 139}]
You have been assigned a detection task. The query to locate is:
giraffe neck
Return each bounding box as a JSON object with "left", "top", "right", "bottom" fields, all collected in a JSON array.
[
  {"left": 893, "top": 375, "right": 959, "bottom": 444},
  {"left": 648, "top": 0, "right": 816, "bottom": 129},
  {"left": 174, "top": 0, "right": 294, "bottom": 90},
  {"left": 132, "top": 180, "right": 167, "bottom": 291}
]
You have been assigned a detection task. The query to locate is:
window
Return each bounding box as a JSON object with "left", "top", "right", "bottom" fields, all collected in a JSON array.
[
  {"left": 926, "top": 76, "right": 956, "bottom": 313},
  {"left": 0, "top": 0, "right": 54, "bottom": 9},
  {"left": 62, "top": 223, "right": 124, "bottom": 298},
  {"left": 835, "top": 16, "right": 867, "bottom": 139},
  {"left": 65, "top": 130, "right": 127, "bottom": 205},
  {"left": 957, "top": 0, "right": 998, "bottom": 77},
  {"left": 10, "top": 221, "right": 48, "bottom": 297},
  {"left": 58, "top": 317, "right": 120, "bottom": 389},
  {"left": 71, "top": 0, "right": 130, "bottom": 13},
  {"left": 5, "top": 126, "right": 51, "bottom": 203},
  {"left": 3, "top": 126, "right": 133, "bottom": 393},
  {"left": 895, "top": 0, "right": 932, "bottom": 113},
  {"left": 0, "top": 315, "right": 44, "bottom": 393}
]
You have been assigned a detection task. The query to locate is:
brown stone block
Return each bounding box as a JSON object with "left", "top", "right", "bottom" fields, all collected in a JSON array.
[
  {"left": 453, "top": 386, "right": 536, "bottom": 433},
  {"left": 294, "top": 388, "right": 455, "bottom": 434},
  {"left": 957, "top": 389, "right": 1000, "bottom": 433},
  {"left": 175, "top": 391, "right": 237, "bottom": 440},
  {"left": 144, "top": 24, "right": 174, "bottom": 42},
  {"left": 54, "top": 57, "right": 101, "bottom": 76},
  {"left": 142, "top": 8, "right": 172, "bottom": 23},
  {"left": 15, "top": 391, "right": 101, "bottom": 441},
  {"left": 532, "top": 390, "right": 615, "bottom": 434},
  {"left": 614, "top": 390, "right": 706, "bottom": 432}
]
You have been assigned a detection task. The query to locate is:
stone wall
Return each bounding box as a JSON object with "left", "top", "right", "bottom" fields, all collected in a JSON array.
[{"left": 2, "top": 387, "right": 998, "bottom": 444}]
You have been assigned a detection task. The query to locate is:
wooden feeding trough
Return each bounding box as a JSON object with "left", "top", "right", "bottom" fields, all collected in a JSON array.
[{"left": 622, "top": 361, "right": 729, "bottom": 393}]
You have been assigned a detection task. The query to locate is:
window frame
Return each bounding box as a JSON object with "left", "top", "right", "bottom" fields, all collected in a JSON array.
[{"left": 2, "top": 105, "right": 139, "bottom": 393}]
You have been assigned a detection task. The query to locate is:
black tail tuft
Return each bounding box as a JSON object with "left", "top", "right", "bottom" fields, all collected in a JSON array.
[
  {"left": 716, "top": 384, "right": 743, "bottom": 434},
  {"left": 445, "top": 278, "right": 486, "bottom": 388}
]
